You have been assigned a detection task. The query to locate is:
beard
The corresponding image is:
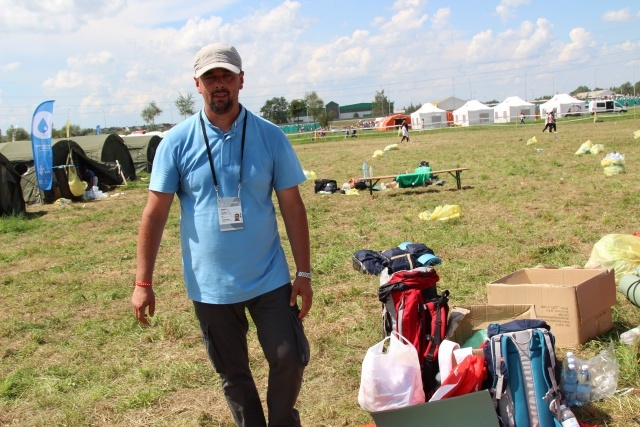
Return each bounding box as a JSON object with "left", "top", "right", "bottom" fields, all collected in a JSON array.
[{"left": 208, "top": 89, "right": 235, "bottom": 115}]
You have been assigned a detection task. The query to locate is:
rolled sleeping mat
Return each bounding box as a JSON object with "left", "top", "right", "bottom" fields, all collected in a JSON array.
[{"left": 619, "top": 274, "right": 640, "bottom": 308}]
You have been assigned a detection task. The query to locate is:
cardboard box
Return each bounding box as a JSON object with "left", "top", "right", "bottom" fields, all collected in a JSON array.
[
  {"left": 368, "top": 304, "right": 536, "bottom": 427},
  {"left": 487, "top": 267, "right": 616, "bottom": 347}
]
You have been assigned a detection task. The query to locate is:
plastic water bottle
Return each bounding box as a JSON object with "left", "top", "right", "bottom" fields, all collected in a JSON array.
[
  {"left": 368, "top": 165, "right": 374, "bottom": 178},
  {"left": 563, "top": 363, "right": 578, "bottom": 405},
  {"left": 362, "top": 161, "right": 368, "bottom": 178},
  {"left": 576, "top": 364, "right": 591, "bottom": 405},
  {"left": 620, "top": 325, "right": 640, "bottom": 344},
  {"left": 560, "top": 354, "right": 575, "bottom": 389},
  {"left": 558, "top": 404, "right": 580, "bottom": 427}
]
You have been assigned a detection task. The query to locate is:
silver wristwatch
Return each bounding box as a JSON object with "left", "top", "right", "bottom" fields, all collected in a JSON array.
[{"left": 296, "top": 271, "right": 312, "bottom": 280}]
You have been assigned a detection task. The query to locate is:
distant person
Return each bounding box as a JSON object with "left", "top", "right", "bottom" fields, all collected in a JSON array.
[
  {"left": 549, "top": 111, "right": 557, "bottom": 133},
  {"left": 80, "top": 164, "right": 98, "bottom": 190},
  {"left": 542, "top": 111, "right": 554, "bottom": 133},
  {"left": 519, "top": 112, "right": 525, "bottom": 124},
  {"left": 399, "top": 121, "right": 410, "bottom": 143}
]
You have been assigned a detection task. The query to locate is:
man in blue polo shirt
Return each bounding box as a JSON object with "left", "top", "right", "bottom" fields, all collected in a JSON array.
[{"left": 131, "top": 43, "right": 312, "bottom": 427}]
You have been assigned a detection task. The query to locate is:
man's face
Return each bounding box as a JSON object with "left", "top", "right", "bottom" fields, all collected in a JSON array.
[{"left": 196, "top": 68, "right": 244, "bottom": 115}]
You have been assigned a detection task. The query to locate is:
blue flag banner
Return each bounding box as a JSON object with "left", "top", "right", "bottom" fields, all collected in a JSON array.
[{"left": 31, "top": 100, "right": 55, "bottom": 191}]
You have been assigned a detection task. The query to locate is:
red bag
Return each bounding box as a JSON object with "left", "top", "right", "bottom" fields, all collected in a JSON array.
[{"left": 428, "top": 355, "right": 487, "bottom": 401}]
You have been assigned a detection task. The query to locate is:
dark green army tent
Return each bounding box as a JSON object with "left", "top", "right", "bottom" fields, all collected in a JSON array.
[
  {"left": 0, "top": 152, "right": 26, "bottom": 215},
  {"left": 52, "top": 140, "right": 124, "bottom": 188},
  {"left": 121, "top": 134, "right": 163, "bottom": 174}
]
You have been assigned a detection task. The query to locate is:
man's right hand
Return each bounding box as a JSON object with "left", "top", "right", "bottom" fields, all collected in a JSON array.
[{"left": 131, "top": 286, "right": 156, "bottom": 326}]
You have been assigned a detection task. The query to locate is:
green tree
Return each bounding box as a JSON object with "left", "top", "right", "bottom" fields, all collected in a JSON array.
[
  {"left": 288, "top": 99, "right": 306, "bottom": 123},
  {"left": 260, "top": 97, "right": 289, "bottom": 124},
  {"left": 141, "top": 101, "right": 163, "bottom": 128},
  {"left": 570, "top": 85, "right": 591, "bottom": 96},
  {"left": 175, "top": 92, "right": 196, "bottom": 120},
  {"left": 6, "top": 126, "right": 29, "bottom": 141},
  {"left": 635, "top": 81, "right": 640, "bottom": 95},
  {"left": 372, "top": 89, "right": 394, "bottom": 116},
  {"left": 404, "top": 102, "right": 422, "bottom": 115},
  {"left": 304, "top": 91, "right": 324, "bottom": 124},
  {"left": 317, "top": 110, "right": 335, "bottom": 129},
  {"left": 618, "top": 82, "right": 633, "bottom": 95}
]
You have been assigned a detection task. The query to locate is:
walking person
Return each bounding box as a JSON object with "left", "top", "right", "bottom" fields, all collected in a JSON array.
[
  {"left": 399, "top": 121, "right": 410, "bottom": 143},
  {"left": 131, "top": 43, "right": 312, "bottom": 427},
  {"left": 542, "top": 111, "right": 553, "bottom": 133},
  {"left": 549, "top": 110, "right": 557, "bottom": 133}
]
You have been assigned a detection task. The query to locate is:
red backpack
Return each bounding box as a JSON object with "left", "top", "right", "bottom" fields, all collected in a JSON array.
[{"left": 378, "top": 267, "right": 450, "bottom": 399}]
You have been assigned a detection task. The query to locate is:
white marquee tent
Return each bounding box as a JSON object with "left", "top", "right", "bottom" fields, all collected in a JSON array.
[
  {"left": 494, "top": 96, "right": 535, "bottom": 123},
  {"left": 453, "top": 100, "right": 494, "bottom": 127},
  {"left": 410, "top": 103, "right": 447, "bottom": 129},
  {"left": 539, "top": 94, "right": 586, "bottom": 117}
]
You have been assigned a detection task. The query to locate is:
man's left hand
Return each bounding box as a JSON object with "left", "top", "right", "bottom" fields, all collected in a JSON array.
[{"left": 290, "top": 277, "right": 313, "bottom": 319}]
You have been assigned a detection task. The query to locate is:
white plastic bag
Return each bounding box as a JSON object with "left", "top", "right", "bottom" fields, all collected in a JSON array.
[{"left": 358, "top": 332, "right": 425, "bottom": 412}]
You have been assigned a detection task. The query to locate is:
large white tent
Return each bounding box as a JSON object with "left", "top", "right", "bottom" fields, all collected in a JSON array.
[
  {"left": 410, "top": 103, "right": 447, "bottom": 129},
  {"left": 494, "top": 96, "right": 535, "bottom": 123},
  {"left": 452, "top": 100, "right": 494, "bottom": 127},
  {"left": 539, "top": 94, "right": 586, "bottom": 117}
]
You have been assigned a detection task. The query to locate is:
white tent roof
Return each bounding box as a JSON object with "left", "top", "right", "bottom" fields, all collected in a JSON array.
[
  {"left": 415, "top": 103, "right": 446, "bottom": 113},
  {"left": 453, "top": 100, "right": 492, "bottom": 113},
  {"left": 495, "top": 96, "right": 534, "bottom": 108}
]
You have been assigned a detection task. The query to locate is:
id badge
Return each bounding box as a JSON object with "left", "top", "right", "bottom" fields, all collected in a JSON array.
[{"left": 218, "top": 197, "right": 243, "bottom": 231}]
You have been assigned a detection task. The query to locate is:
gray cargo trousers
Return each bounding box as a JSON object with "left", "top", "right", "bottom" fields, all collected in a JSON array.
[{"left": 193, "top": 283, "right": 309, "bottom": 427}]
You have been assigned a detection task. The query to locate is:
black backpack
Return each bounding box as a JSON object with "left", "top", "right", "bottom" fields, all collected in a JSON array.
[{"left": 314, "top": 179, "right": 338, "bottom": 193}]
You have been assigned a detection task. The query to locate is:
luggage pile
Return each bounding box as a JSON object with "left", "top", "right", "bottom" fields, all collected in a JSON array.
[{"left": 354, "top": 242, "right": 582, "bottom": 427}]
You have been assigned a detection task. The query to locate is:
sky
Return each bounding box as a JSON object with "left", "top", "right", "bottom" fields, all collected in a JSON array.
[{"left": 1, "top": 0, "right": 639, "bottom": 132}]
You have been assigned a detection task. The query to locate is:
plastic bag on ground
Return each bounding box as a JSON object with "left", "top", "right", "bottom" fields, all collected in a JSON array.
[
  {"left": 419, "top": 205, "right": 461, "bottom": 221},
  {"left": 588, "top": 341, "right": 619, "bottom": 402},
  {"left": 526, "top": 136, "right": 537, "bottom": 145},
  {"left": 372, "top": 150, "right": 384, "bottom": 158},
  {"left": 358, "top": 332, "right": 425, "bottom": 412},
  {"left": 575, "top": 140, "right": 593, "bottom": 155},
  {"left": 601, "top": 152, "right": 625, "bottom": 176},
  {"left": 384, "top": 144, "right": 399, "bottom": 151},
  {"left": 584, "top": 234, "right": 640, "bottom": 284}
]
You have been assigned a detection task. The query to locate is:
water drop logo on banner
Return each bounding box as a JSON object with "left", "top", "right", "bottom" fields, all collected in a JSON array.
[{"left": 31, "top": 100, "right": 55, "bottom": 190}]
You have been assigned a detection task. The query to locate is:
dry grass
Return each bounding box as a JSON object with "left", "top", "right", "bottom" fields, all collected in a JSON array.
[{"left": 1, "top": 113, "right": 640, "bottom": 426}]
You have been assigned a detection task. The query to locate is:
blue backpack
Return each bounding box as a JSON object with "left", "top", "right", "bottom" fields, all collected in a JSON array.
[{"left": 483, "top": 319, "right": 563, "bottom": 427}]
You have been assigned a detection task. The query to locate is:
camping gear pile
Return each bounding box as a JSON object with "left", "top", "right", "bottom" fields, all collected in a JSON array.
[{"left": 353, "top": 242, "right": 621, "bottom": 426}]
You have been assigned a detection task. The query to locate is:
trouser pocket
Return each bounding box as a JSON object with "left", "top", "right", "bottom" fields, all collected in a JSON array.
[{"left": 289, "top": 305, "right": 310, "bottom": 366}]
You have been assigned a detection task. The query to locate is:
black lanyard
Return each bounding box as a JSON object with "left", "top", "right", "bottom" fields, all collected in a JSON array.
[{"left": 200, "top": 106, "right": 247, "bottom": 199}]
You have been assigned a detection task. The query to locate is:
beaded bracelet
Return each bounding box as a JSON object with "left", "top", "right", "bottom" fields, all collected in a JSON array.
[{"left": 135, "top": 281, "right": 153, "bottom": 287}]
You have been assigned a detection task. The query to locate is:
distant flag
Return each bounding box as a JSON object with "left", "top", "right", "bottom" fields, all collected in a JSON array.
[
  {"left": 96, "top": 125, "right": 101, "bottom": 135},
  {"left": 66, "top": 119, "right": 70, "bottom": 138},
  {"left": 30, "top": 100, "right": 55, "bottom": 190}
]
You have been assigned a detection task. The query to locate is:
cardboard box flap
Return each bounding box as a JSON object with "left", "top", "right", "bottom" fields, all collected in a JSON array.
[
  {"left": 451, "top": 304, "right": 537, "bottom": 346},
  {"left": 574, "top": 269, "right": 616, "bottom": 322}
]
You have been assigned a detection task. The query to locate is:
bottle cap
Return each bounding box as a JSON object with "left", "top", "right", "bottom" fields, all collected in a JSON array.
[
  {"left": 568, "top": 363, "right": 576, "bottom": 370},
  {"left": 581, "top": 364, "right": 589, "bottom": 370}
]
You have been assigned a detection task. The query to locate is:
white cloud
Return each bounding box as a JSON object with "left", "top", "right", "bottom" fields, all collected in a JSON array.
[
  {"left": 1, "top": 62, "right": 20, "bottom": 72},
  {"left": 43, "top": 70, "right": 88, "bottom": 90},
  {"left": 67, "top": 52, "right": 114, "bottom": 69},
  {"left": 466, "top": 18, "right": 552, "bottom": 62},
  {"left": 0, "top": 0, "right": 127, "bottom": 33},
  {"left": 496, "top": 0, "right": 531, "bottom": 22},
  {"left": 602, "top": 8, "right": 632, "bottom": 22},
  {"left": 431, "top": 8, "right": 451, "bottom": 30},
  {"left": 558, "top": 28, "right": 596, "bottom": 63}
]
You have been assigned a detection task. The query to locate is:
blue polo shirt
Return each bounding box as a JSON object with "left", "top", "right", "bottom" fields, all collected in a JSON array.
[{"left": 150, "top": 107, "right": 306, "bottom": 304}]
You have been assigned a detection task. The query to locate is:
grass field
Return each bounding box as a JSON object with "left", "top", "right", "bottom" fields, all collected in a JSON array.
[{"left": 1, "top": 113, "right": 640, "bottom": 426}]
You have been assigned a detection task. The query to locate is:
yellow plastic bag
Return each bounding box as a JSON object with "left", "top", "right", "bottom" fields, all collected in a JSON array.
[
  {"left": 419, "top": 204, "right": 461, "bottom": 221},
  {"left": 384, "top": 144, "right": 399, "bottom": 151},
  {"left": 585, "top": 234, "right": 640, "bottom": 284},
  {"left": 372, "top": 150, "right": 385, "bottom": 158},
  {"left": 575, "top": 140, "right": 592, "bottom": 155},
  {"left": 589, "top": 144, "right": 605, "bottom": 154},
  {"left": 303, "top": 170, "right": 317, "bottom": 181},
  {"left": 66, "top": 165, "right": 86, "bottom": 197},
  {"left": 526, "top": 136, "right": 537, "bottom": 145}
]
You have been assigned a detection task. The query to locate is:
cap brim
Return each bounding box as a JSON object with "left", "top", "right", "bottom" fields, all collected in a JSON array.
[{"left": 195, "top": 63, "right": 241, "bottom": 78}]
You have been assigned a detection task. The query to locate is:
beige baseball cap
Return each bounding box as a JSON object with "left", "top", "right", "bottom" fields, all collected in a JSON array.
[{"left": 194, "top": 43, "right": 242, "bottom": 78}]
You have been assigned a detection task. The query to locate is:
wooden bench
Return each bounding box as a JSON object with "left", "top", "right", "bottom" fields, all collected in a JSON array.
[{"left": 357, "top": 167, "right": 469, "bottom": 195}]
